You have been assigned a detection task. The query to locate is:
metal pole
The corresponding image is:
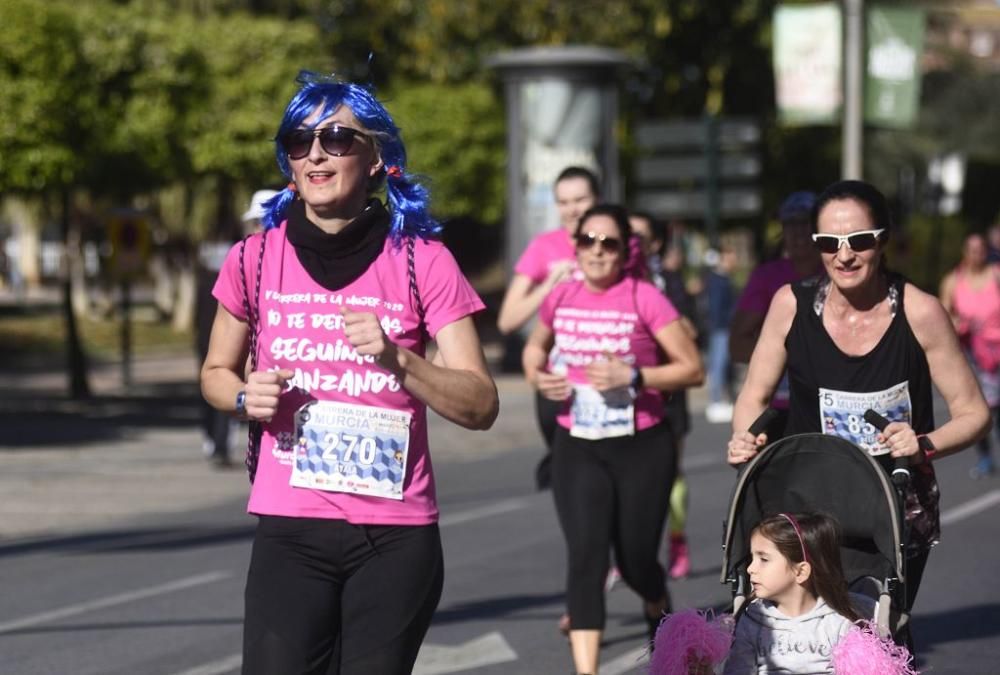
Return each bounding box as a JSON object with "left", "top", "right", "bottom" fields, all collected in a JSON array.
[
  {"left": 704, "top": 114, "right": 720, "bottom": 248},
  {"left": 842, "top": 0, "right": 864, "bottom": 179}
]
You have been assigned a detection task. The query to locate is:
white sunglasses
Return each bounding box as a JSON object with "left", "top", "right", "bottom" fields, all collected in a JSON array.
[{"left": 811, "top": 229, "right": 885, "bottom": 254}]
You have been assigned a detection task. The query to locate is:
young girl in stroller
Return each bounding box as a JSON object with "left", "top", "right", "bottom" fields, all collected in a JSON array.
[
  {"left": 650, "top": 511, "right": 916, "bottom": 675},
  {"left": 722, "top": 512, "right": 875, "bottom": 674}
]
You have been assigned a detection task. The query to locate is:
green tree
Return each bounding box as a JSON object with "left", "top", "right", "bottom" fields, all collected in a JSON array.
[
  {"left": 385, "top": 81, "right": 506, "bottom": 223},
  {"left": 0, "top": 0, "right": 95, "bottom": 396}
]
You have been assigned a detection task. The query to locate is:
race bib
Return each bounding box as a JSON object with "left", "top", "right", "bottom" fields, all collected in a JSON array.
[
  {"left": 818, "top": 382, "right": 912, "bottom": 456},
  {"left": 570, "top": 384, "right": 635, "bottom": 440},
  {"left": 290, "top": 400, "right": 411, "bottom": 500}
]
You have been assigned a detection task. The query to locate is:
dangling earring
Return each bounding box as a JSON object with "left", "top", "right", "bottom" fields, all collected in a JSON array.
[{"left": 287, "top": 182, "right": 298, "bottom": 199}]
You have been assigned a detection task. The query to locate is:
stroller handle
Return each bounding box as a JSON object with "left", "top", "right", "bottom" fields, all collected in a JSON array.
[
  {"left": 863, "top": 409, "right": 911, "bottom": 488},
  {"left": 748, "top": 408, "right": 780, "bottom": 437}
]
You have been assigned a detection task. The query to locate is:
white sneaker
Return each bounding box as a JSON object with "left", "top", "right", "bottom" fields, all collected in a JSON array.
[{"left": 705, "top": 402, "right": 734, "bottom": 424}]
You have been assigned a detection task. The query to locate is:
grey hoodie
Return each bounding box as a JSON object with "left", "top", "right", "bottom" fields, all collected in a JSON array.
[{"left": 722, "top": 594, "right": 876, "bottom": 674}]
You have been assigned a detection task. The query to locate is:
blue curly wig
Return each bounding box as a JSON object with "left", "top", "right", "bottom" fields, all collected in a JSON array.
[{"left": 261, "top": 71, "right": 440, "bottom": 242}]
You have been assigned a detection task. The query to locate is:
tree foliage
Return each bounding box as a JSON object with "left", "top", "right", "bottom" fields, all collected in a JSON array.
[{"left": 0, "top": 0, "right": 92, "bottom": 192}]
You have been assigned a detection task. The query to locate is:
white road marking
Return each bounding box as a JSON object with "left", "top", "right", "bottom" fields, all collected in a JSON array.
[
  {"left": 413, "top": 631, "right": 518, "bottom": 674},
  {"left": 0, "top": 571, "right": 230, "bottom": 635},
  {"left": 169, "top": 654, "right": 242, "bottom": 675},
  {"left": 941, "top": 489, "right": 1000, "bottom": 526},
  {"left": 439, "top": 496, "right": 531, "bottom": 527},
  {"left": 600, "top": 644, "right": 649, "bottom": 674}
]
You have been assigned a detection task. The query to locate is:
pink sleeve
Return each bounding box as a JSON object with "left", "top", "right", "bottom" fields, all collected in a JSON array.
[
  {"left": 416, "top": 241, "right": 486, "bottom": 337},
  {"left": 212, "top": 236, "right": 261, "bottom": 321},
  {"left": 735, "top": 265, "right": 771, "bottom": 314},
  {"left": 538, "top": 283, "right": 565, "bottom": 328},
  {"left": 513, "top": 236, "right": 550, "bottom": 284},
  {"left": 635, "top": 279, "right": 679, "bottom": 334}
]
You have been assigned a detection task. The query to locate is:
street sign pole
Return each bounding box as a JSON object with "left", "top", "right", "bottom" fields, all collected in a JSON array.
[
  {"left": 842, "top": 0, "right": 864, "bottom": 179},
  {"left": 704, "top": 114, "right": 721, "bottom": 248},
  {"left": 121, "top": 279, "right": 132, "bottom": 388}
]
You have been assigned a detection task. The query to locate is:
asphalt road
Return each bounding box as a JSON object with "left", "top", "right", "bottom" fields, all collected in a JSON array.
[{"left": 1, "top": 365, "right": 999, "bottom": 674}]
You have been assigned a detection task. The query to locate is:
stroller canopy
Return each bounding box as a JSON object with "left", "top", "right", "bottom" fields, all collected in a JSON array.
[{"left": 721, "top": 433, "right": 905, "bottom": 588}]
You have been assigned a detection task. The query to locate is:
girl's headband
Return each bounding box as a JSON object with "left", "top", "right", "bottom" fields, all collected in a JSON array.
[{"left": 778, "top": 513, "right": 810, "bottom": 564}]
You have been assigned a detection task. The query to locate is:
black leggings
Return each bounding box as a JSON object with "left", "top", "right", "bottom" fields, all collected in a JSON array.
[
  {"left": 534, "top": 392, "right": 562, "bottom": 489},
  {"left": 242, "top": 516, "right": 443, "bottom": 675},
  {"left": 551, "top": 420, "right": 677, "bottom": 630}
]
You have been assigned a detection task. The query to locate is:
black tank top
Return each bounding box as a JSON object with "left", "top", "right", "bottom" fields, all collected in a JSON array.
[
  {"left": 785, "top": 274, "right": 934, "bottom": 438},
  {"left": 784, "top": 274, "right": 940, "bottom": 550}
]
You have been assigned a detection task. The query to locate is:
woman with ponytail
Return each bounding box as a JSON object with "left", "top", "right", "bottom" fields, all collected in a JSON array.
[{"left": 201, "top": 71, "right": 498, "bottom": 674}]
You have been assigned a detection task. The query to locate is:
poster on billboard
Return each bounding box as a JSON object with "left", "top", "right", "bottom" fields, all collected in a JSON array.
[
  {"left": 865, "top": 6, "right": 925, "bottom": 128},
  {"left": 774, "top": 3, "right": 843, "bottom": 125}
]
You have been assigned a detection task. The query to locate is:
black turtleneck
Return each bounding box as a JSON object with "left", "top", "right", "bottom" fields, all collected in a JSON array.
[{"left": 285, "top": 199, "right": 390, "bottom": 290}]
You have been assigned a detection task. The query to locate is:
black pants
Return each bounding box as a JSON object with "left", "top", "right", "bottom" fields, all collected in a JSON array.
[
  {"left": 242, "top": 516, "right": 443, "bottom": 675},
  {"left": 534, "top": 392, "right": 562, "bottom": 490},
  {"left": 551, "top": 421, "right": 677, "bottom": 630},
  {"left": 897, "top": 547, "right": 930, "bottom": 655}
]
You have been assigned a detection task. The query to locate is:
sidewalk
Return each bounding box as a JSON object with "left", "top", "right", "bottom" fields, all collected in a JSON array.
[{"left": 0, "top": 349, "right": 708, "bottom": 543}]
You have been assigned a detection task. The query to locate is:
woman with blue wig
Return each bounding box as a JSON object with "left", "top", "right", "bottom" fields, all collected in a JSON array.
[{"left": 201, "top": 71, "right": 499, "bottom": 674}]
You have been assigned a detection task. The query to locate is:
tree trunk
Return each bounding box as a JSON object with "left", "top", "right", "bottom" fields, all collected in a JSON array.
[{"left": 60, "top": 189, "right": 90, "bottom": 399}]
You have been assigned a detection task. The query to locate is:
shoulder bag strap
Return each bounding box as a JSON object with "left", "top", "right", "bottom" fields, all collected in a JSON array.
[
  {"left": 406, "top": 235, "right": 428, "bottom": 340},
  {"left": 239, "top": 230, "right": 267, "bottom": 483}
]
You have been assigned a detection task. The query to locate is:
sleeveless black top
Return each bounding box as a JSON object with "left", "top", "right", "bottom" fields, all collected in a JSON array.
[{"left": 784, "top": 274, "right": 940, "bottom": 551}]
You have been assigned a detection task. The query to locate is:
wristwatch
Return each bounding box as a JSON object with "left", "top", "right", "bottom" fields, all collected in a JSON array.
[
  {"left": 235, "top": 390, "right": 247, "bottom": 416},
  {"left": 917, "top": 434, "right": 937, "bottom": 462},
  {"left": 630, "top": 367, "right": 645, "bottom": 390}
]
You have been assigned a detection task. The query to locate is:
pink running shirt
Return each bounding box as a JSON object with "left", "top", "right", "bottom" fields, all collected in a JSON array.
[
  {"left": 735, "top": 258, "right": 799, "bottom": 314},
  {"left": 539, "top": 276, "right": 680, "bottom": 431},
  {"left": 513, "top": 229, "right": 646, "bottom": 285},
  {"left": 213, "top": 225, "right": 485, "bottom": 525}
]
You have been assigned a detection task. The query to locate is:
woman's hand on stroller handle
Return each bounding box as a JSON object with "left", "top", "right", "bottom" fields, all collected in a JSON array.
[
  {"left": 727, "top": 408, "right": 776, "bottom": 466},
  {"left": 727, "top": 431, "right": 767, "bottom": 466}
]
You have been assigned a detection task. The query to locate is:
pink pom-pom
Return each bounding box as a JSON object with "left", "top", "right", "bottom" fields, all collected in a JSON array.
[
  {"left": 832, "top": 621, "right": 918, "bottom": 675},
  {"left": 649, "top": 609, "right": 734, "bottom": 675}
]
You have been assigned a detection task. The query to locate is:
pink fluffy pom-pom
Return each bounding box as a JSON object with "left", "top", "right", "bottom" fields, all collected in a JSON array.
[
  {"left": 832, "top": 621, "right": 918, "bottom": 675},
  {"left": 649, "top": 609, "right": 734, "bottom": 675}
]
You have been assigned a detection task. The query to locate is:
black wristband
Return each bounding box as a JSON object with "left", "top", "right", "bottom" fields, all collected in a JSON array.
[{"left": 630, "top": 367, "right": 644, "bottom": 390}]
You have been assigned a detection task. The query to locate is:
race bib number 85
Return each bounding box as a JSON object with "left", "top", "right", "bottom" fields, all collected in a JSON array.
[{"left": 818, "top": 381, "right": 912, "bottom": 456}]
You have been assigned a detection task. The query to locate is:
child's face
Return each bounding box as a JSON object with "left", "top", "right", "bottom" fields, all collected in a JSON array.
[{"left": 747, "top": 532, "right": 800, "bottom": 602}]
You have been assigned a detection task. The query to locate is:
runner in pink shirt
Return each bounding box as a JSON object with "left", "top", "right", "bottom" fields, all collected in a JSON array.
[
  {"left": 200, "top": 72, "right": 498, "bottom": 675},
  {"left": 498, "top": 167, "right": 645, "bottom": 492},
  {"left": 522, "top": 204, "right": 703, "bottom": 674}
]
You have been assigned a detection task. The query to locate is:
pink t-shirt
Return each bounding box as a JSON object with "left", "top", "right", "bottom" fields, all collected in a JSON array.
[
  {"left": 735, "top": 258, "right": 799, "bottom": 314},
  {"left": 539, "top": 277, "right": 680, "bottom": 431},
  {"left": 513, "top": 229, "right": 646, "bottom": 285},
  {"left": 213, "top": 225, "right": 485, "bottom": 525}
]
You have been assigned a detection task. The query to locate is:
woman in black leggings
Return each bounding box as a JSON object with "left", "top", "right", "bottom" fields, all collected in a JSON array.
[{"left": 523, "top": 204, "right": 703, "bottom": 674}]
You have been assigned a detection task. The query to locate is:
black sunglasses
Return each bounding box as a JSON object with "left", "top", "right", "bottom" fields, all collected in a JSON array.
[
  {"left": 575, "top": 231, "right": 624, "bottom": 254},
  {"left": 811, "top": 229, "right": 884, "bottom": 254},
  {"left": 279, "top": 125, "right": 371, "bottom": 160}
]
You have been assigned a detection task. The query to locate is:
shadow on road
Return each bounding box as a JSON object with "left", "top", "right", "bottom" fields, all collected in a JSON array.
[
  {"left": 0, "top": 616, "right": 242, "bottom": 638},
  {"left": 913, "top": 602, "right": 1000, "bottom": 647},
  {"left": 0, "top": 380, "right": 203, "bottom": 448},
  {"left": 432, "top": 591, "right": 566, "bottom": 624},
  {"left": 0, "top": 523, "right": 254, "bottom": 558}
]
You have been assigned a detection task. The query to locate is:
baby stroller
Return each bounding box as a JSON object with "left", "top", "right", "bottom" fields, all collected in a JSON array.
[{"left": 720, "top": 409, "right": 911, "bottom": 639}]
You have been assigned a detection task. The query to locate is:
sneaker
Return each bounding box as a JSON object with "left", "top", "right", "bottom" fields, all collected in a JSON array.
[
  {"left": 604, "top": 566, "right": 622, "bottom": 592},
  {"left": 668, "top": 534, "right": 690, "bottom": 579},
  {"left": 970, "top": 455, "right": 996, "bottom": 479},
  {"left": 705, "top": 402, "right": 733, "bottom": 424}
]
